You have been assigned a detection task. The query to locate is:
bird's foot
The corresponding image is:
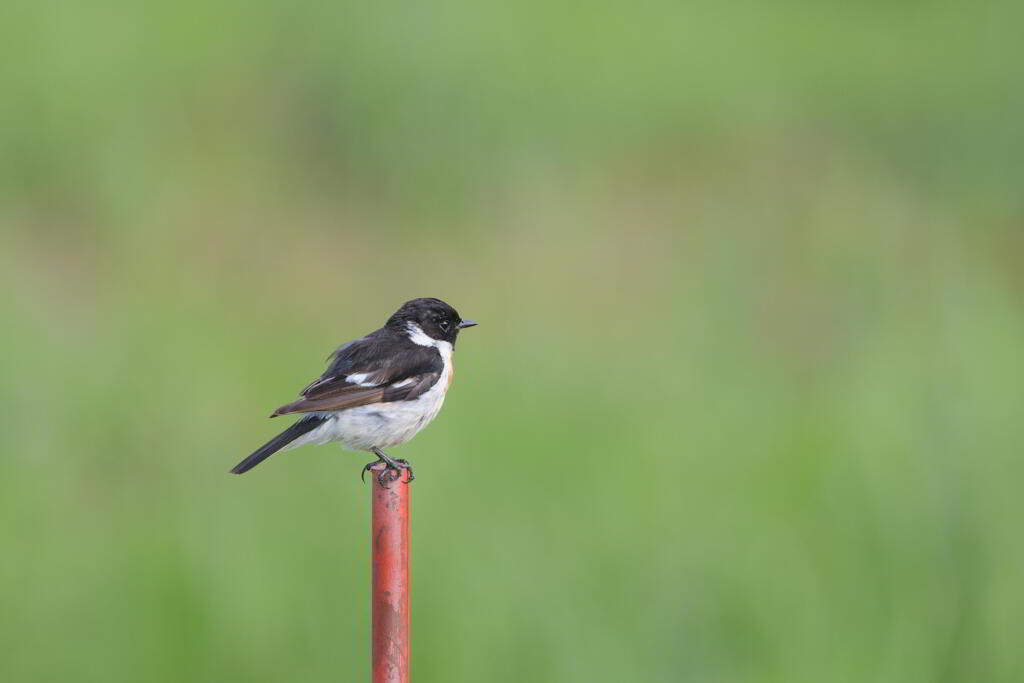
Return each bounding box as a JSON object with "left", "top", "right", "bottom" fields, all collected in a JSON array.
[{"left": 361, "top": 454, "right": 414, "bottom": 487}]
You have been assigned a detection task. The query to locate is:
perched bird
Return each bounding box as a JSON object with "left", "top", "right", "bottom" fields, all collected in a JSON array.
[{"left": 231, "top": 298, "right": 477, "bottom": 485}]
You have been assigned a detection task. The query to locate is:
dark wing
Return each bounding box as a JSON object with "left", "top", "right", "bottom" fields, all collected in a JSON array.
[{"left": 270, "top": 329, "right": 442, "bottom": 417}]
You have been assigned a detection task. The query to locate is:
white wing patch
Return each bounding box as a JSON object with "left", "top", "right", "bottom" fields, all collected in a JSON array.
[{"left": 345, "top": 372, "right": 379, "bottom": 387}]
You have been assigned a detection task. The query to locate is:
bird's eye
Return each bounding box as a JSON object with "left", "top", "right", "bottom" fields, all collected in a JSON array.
[{"left": 439, "top": 320, "right": 450, "bottom": 331}]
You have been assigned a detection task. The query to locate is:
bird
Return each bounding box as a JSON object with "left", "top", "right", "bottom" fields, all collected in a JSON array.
[{"left": 230, "top": 298, "right": 477, "bottom": 486}]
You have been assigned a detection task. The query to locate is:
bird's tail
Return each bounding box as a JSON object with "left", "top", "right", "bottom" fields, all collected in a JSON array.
[{"left": 230, "top": 415, "right": 327, "bottom": 474}]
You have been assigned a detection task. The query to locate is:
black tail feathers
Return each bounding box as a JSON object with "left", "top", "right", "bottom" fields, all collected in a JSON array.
[{"left": 230, "top": 416, "right": 327, "bottom": 474}]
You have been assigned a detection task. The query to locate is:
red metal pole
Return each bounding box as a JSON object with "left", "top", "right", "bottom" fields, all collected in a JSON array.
[{"left": 371, "top": 467, "right": 410, "bottom": 683}]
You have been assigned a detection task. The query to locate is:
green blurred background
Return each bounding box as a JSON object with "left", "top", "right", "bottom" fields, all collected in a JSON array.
[{"left": 2, "top": 1, "right": 1023, "bottom": 681}]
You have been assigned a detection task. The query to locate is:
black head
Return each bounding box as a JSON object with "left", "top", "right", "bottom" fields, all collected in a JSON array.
[{"left": 386, "top": 297, "right": 477, "bottom": 344}]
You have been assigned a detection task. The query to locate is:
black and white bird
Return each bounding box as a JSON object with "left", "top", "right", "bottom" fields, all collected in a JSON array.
[{"left": 230, "top": 298, "right": 477, "bottom": 485}]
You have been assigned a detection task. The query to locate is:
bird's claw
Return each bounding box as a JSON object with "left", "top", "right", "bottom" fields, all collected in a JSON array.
[
  {"left": 360, "top": 459, "right": 379, "bottom": 484},
  {"left": 377, "top": 468, "right": 400, "bottom": 488},
  {"left": 392, "top": 459, "right": 415, "bottom": 483}
]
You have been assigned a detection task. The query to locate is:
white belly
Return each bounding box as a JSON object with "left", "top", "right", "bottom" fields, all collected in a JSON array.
[{"left": 331, "top": 383, "right": 448, "bottom": 450}]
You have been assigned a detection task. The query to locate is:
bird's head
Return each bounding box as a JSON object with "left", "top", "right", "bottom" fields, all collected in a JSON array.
[{"left": 387, "top": 298, "right": 477, "bottom": 344}]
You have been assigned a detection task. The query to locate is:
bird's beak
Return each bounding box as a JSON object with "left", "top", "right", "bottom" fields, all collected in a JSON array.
[{"left": 457, "top": 319, "right": 478, "bottom": 329}]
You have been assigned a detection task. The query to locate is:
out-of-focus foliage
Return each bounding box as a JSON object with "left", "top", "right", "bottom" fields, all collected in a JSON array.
[{"left": 2, "top": 2, "right": 1023, "bottom": 682}]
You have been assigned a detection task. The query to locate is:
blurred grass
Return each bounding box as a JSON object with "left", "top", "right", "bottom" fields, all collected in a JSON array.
[{"left": 3, "top": 1, "right": 1024, "bottom": 682}]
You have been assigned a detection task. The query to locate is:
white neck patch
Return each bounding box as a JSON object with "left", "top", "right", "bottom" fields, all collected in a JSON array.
[
  {"left": 406, "top": 323, "right": 437, "bottom": 347},
  {"left": 405, "top": 325, "right": 434, "bottom": 348},
  {"left": 406, "top": 323, "right": 453, "bottom": 357}
]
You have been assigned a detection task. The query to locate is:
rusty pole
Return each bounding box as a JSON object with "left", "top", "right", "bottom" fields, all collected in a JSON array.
[{"left": 370, "top": 466, "right": 410, "bottom": 683}]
